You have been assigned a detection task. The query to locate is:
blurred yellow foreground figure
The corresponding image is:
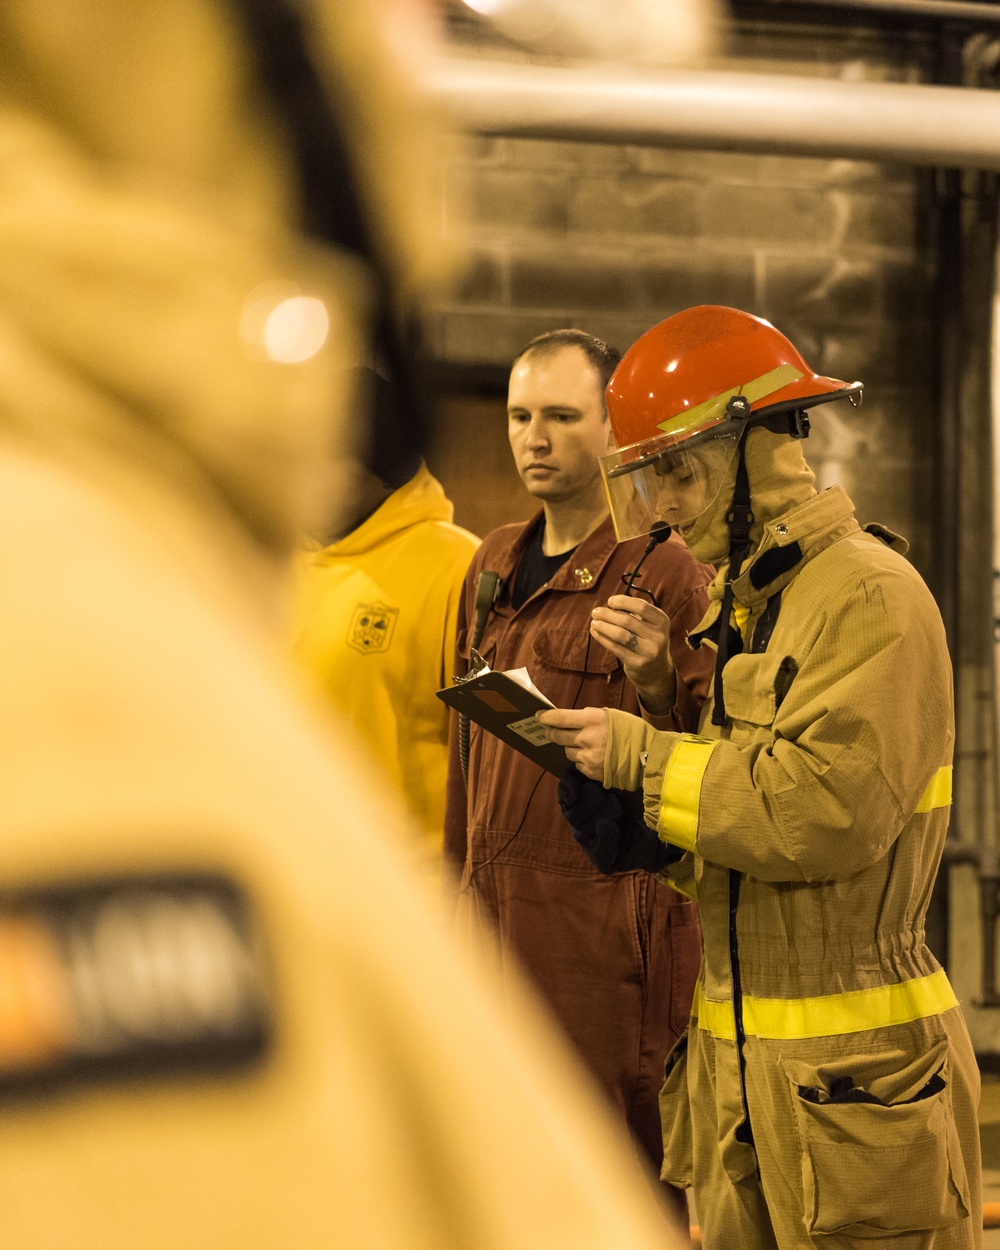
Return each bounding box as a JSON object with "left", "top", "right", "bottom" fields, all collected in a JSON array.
[{"left": 0, "top": 2, "right": 686, "bottom": 1246}]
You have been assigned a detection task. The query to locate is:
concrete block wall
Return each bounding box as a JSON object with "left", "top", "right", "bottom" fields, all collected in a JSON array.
[{"left": 425, "top": 20, "right": 940, "bottom": 574}]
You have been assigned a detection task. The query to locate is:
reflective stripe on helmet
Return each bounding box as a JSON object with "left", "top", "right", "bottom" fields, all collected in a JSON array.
[
  {"left": 655, "top": 363, "right": 805, "bottom": 437},
  {"left": 916, "top": 765, "right": 952, "bottom": 812},
  {"left": 692, "top": 968, "right": 958, "bottom": 1042},
  {"left": 657, "top": 735, "right": 720, "bottom": 852}
]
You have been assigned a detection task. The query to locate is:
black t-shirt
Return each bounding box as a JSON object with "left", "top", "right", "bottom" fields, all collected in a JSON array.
[{"left": 512, "top": 524, "right": 576, "bottom": 610}]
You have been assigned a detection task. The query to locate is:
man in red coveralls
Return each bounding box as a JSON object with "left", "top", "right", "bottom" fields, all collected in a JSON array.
[{"left": 443, "top": 329, "right": 714, "bottom": 1213}]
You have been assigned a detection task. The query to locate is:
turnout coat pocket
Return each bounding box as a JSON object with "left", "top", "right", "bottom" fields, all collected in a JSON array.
[{"left": 782, "top": 1040, "right": 971, "bottom": 1236}]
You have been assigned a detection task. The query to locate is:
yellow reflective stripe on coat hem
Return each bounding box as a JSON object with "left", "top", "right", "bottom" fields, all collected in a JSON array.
[
  {"left": 692, "top": 969, "right": 957, "bottom": 1042},
  {"left": 657, "top": 736, "right": 720, "bottom": 853},
  {"left": 916, "top": 765, "right": 952, "bottom": 813}
]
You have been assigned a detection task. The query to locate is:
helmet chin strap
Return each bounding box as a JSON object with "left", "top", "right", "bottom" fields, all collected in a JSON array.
[{"left": 712, "top": 421, "right": 754, "bottom": 728}]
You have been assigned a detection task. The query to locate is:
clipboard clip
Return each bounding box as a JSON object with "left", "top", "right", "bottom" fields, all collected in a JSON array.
[{"left": 454, "top": 648, "right": 490, "bottom": 686}]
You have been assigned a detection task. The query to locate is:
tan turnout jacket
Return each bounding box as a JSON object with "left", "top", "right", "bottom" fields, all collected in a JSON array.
[{"left": 605, "top": 484, "right": 982, "bottom": 1248}]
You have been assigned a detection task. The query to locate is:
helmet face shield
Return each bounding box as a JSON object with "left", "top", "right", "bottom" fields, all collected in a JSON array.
[{"left": 600, "top": 419, "right": 746, "bottom": 543}]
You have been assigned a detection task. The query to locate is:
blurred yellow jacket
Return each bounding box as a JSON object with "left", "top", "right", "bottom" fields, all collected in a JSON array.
[
  {"left": 294, "top": 465, "right": 478, "bottom": 857},
  {"left": 0, "top": 2, "right": 689, "bottom": 1247},
  {"left": 0, "top": 438, "right": 689, "bottom": 1250}
]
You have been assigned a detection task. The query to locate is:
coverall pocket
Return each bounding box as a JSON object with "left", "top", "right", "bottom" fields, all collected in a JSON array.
[
  {"left": 658, "top": 1033, "right": 693, "bottom": 1188},
  {"left": 530, "top": 627, "right": 617, "bottom": 678},
  {"left": 783, "top": 1044, "right": 970, "bottom": 1236}
]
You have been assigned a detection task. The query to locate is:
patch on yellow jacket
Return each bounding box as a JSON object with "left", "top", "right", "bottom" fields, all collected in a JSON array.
[{"left": 348, "top": 602, "right": 399, "bottom": 654}]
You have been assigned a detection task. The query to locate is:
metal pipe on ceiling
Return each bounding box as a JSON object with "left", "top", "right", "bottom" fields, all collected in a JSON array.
[
  {"left": 773, "top": 0, "right": 1000, "bottom": 25},
  {"left": 428, "top": 56, "right": 1000, "bottom": 169}
]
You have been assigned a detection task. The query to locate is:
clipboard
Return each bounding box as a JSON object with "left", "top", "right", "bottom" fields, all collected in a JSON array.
[{"left": 437, "top": 651, "right": 570, "bottom": 776}]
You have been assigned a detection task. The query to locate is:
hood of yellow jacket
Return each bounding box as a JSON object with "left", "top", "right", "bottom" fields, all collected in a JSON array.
[{"left": 314, "top": 463, "right": 455, "bottom": 559}]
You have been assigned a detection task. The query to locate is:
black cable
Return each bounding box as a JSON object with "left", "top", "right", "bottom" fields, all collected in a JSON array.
[
  {"left": 465, "top": 633, "right": 595, "bottom": 885},
  {"left": 622, "top": 520, "right": 672, "bottom": 596},
  {"left": 609, "top": 520, "right": 671, "bottom": 674},
  {"left": 459, "top": 572, "right": 502, "bottom": 786}
]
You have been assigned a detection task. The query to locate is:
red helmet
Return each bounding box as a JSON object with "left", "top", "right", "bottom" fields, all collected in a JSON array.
[{"left": 600, "top": 306, "right": 862, "bottom": 541}]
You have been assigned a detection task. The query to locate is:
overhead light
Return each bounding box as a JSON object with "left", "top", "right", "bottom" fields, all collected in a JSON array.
[{"left": 458, "top": 0, "right": 715, "bottom": 65}]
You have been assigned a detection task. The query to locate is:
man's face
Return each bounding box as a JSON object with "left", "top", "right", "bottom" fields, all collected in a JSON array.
[{"left": 507, "top": 346, "right": 612, "bottom": 504}]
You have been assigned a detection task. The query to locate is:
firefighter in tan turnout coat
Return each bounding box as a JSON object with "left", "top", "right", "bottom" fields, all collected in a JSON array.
[{"left": 541, "top": 305, "right": 983, "bottom": 1249}]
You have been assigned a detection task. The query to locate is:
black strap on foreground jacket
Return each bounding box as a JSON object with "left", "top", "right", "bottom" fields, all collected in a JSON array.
[{"left": 231, "top": 0, "right": 429, "bottom": 486}]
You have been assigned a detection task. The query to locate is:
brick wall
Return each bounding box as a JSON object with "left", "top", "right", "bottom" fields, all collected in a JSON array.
[{"left": 426, "top": 18, "right": 941, "bottom": 575}]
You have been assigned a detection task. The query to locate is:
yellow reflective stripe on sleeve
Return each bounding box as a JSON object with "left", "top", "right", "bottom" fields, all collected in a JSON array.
[
  {"left": 656, "top": 364, "right": 805, "bottom": 436},
  {"left": 915, "top": 765, "right": 952, "bottom": 813},
  {"left": 693, "top": 969, "right": 957, "bottom": 1043},
  {"left": 657, "top": 736, "right": 720, "bottom": 853}
]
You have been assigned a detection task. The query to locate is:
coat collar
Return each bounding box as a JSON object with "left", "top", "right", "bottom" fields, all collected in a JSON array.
[
  {"left": 493, "top": 512, "right": 621, "bottom": 604},
  {"left": 691, "top": 486, "right": 867, "bottom": 643},
  {"left": 728, "top": 485, "right": 862, "bottom": 609}
]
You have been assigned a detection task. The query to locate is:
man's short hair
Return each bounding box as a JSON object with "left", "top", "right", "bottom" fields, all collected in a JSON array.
[{"left": 512, "top": 329, "right": 622, "bottom": 399}]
